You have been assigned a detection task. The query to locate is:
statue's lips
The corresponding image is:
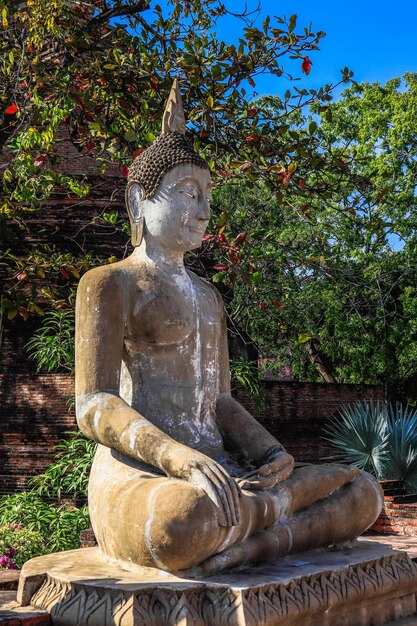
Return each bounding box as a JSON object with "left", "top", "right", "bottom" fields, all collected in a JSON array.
[{"left": 188, "top": 225, "right": 208, "bottom": 236}]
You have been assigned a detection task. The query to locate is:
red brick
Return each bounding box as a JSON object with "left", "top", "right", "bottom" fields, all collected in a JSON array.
[{"left": 0, "top": 572, "right": 20, "bottom": 591}]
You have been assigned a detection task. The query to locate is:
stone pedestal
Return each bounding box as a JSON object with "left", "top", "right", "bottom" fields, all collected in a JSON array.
[{"left": 18, "top": 542, "right": 417, "bottom": 626}]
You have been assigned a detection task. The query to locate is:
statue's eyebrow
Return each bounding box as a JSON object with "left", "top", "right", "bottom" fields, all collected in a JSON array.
[{"left": 166, "top": 177, "right": 202, "bottom": 191}]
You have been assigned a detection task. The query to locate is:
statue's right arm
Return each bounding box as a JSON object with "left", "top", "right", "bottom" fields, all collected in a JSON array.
[
  {"left": 75, "top": 268, "right": 178, "bottom": 468},
  {"left": 75, "top": 268, "right": 241, "bottom": 527}
]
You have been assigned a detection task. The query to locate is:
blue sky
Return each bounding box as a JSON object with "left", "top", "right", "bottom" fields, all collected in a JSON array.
[
  {"left": 151, "top": 1, "right": 417, "bottom": 98},
  {"left": 213, "top": 0, "right": 417, "bottom": 97}
]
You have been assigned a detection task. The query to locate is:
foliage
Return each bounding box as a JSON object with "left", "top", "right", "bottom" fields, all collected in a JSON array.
[
  {"left": 0, "top": 493, "right": 90, "bottom": 554},
  {"left": 26, "top": 309, "right": 75, "bottom": 372},
  {"left": 324, "top": 401, "right": 417, "bottom": 493},
  {"left": 0, "top": 0, "right": 350, "bottom": 330},
  {"left": 230, "top": 357, "right": 267, "bottom": 408},
  {"left": 0, "top": 432, "right": 94, "bottom": 557},
  {"left": 208, "top": 75, "right": 417, "bottom": 401},
  {"left": 323, "top": 401, "right": 389, "bottom": 476},
  {"left": 30, "top": 431, "right": 96, "bottom": 499},
  {"left": 0, "top": 524, "right": 46, "bottom": 569},
  {"left": 385, "top": 404, "right": 417, "bottom": 494}
]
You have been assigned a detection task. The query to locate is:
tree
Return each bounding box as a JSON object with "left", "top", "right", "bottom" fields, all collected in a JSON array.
[
  {"left": 0, "top": 0, "right": 350, "bottom": 332},
  {"left": 213, "top": 75, "right": 417, "bottom": 403}
]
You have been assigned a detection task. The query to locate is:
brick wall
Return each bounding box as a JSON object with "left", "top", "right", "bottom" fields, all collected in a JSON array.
[
  {"left": 234, "top": 381, "right": 384, "bottom": 462},
  {"left": 0, "top": 320, "right": 75, "bottom": 494}
]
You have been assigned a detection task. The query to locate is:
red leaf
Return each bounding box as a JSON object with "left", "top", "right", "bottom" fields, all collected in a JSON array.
[
  {"left": 213, "top": 264, "right": 228, "bottom": 271},
  {"left": 271, "top": 300, "right": 284, "bottom": 308},
  {"left": 248, "top": 76, "right": 256, "bottom": 88},
  {"left": 120, "top": 164, "right": 129, "bottom": 177},
  {"left": 218, "top": 232, "right": 228, "bottom": 244},
  {"left": 258, "top": 302, "right": 265, "bottom": 310},
  {"left": 246, "top": 135, "right": 259, "bottom": 143},
  {"left": 34, "top": 154, "right": 47, "bottom": 167},
  {"left": 132, "top": 147, "right": 144, "bottom": 158},
  {"left": 301, "top": 57, "right": 312, "bottom": 75},
  {"left": 60, "top": 267, "right": 70, "bottom": 280},
  {"left": 202, "top": 234, "right": 214, "bottom": 241},
  {"left": 234, "top": 231, "right": 248, "bottom": 246},
  {"left": 5, "top": 104, "right": 19, "bottom": 115},
  {"left": 246, "top": 107, "right": 258, "bottom": 118},
  {"left": 336, "top": 158, "right": 348, "bottom": 169}
]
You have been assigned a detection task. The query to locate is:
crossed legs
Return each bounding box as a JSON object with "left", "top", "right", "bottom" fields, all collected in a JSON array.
[{"left": 91, "top": 457, "right": 383, "bottom": 573}]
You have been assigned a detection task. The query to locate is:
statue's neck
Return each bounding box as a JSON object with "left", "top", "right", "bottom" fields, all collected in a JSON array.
[{"left": 131, "top": 239, "right": 186, "bottom": 276}]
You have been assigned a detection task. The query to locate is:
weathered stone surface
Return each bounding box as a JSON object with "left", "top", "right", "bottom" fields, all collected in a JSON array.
[
  {"left": 0, "top": 590, "right": 50, "bottom": 625},
  {"left": 17, "top": 542, "right": 417, "bottom": 626},
  {"left": 70, "top": 79, "right": 384, "bottom": 576}
]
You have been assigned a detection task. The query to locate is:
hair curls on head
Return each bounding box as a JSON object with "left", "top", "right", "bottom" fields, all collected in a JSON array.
[
  {"left": 127, "top": 132, "right": 208, "bottom": 199},
  {"left": 127, "top": 79, "right": 209, "bottom": 199}
]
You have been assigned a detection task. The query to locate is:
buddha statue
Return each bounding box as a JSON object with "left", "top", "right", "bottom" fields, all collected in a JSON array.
[{"left": 75, "top": 79, "right": 383, "bottom": 575}]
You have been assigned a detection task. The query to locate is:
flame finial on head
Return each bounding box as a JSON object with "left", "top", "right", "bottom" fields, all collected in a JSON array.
[{"left": 161, "top": 78, "right": 186, "bottom": 135}]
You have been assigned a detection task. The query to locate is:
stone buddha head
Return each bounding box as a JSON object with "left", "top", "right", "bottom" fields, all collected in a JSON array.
[{"left": 125, "top": 80, "right": 212, "bottom": 252}]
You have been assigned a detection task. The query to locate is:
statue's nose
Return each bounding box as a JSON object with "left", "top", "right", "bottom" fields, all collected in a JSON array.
[{"left": 197, "top": 195, "right": 210, "bottom": 220}]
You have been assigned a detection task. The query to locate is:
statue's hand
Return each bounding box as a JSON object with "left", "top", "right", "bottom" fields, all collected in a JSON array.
[
  {"left": 238, "top": 449, "right": 294, "bottom": 491},
  {"left": 160, "top": 446, "right": 241, "bottom": 527}
]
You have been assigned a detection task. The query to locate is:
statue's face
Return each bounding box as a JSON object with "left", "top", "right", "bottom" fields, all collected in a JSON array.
[{"left": 140, "top": 164, "right": 212, "bottom": 252}]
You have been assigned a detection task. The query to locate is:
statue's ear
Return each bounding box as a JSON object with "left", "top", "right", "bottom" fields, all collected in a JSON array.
[
  {"left": 125, "top": 182, "right": 145, "bottom": 247},
  {"left": 125, "top": 181, "right": 144, "bottom": 222}
]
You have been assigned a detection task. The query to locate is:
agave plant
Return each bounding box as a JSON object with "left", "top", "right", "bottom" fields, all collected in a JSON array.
[{"left": 323, "top": 400, "right": 389, "bottom": 477}]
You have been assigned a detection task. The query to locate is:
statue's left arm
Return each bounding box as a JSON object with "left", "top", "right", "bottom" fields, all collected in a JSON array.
[{"left": 214, "top": 290, "right": 294, "bottom": 488}]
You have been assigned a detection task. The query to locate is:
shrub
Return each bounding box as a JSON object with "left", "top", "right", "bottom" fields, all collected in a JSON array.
[
  {"left": 0, "top": 432, "right": 93, "bottom": 563},
  {"left": 30, "top": 432, "right": 96, "bottom": 499},
  {"left": 25, "top": 309, "right": 75, "bottom": 372},
  {"left": 0, "top": 493, "right": 90, "bottom": 554},
  {"left": 230, "top": 358, "right": 267, "bottom": 409},
  {"left": 324, "top": 400, "right": 417, "bottom": 493},
  {"left": 0, "top": 525, "right": 46, "bottom": 569}
]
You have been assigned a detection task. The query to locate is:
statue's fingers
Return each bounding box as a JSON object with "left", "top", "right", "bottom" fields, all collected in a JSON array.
[
  {"left": 204, "top": 465, "right": 236, "bottom": 526},
  {"left": 215, "top": 464, "right": 241, "bottom": 525},
  {"left": 241, "top": 465, "right": 292, "bottom": 490},
  {"left": 205, "top": 464, "right": 237, "bottom": 526},
  {"left": 243, "top": 475, "right": 277, "bottom": 490},
  {"left": 196, "top": 471, "right": 230, "bottom": 527},
  {"left": 259, "top": 453, "right": 294, "bottom": 477}
]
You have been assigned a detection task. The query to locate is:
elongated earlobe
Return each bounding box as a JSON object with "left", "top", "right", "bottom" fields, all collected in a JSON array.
[{"left": 125, "top": 182, "right": 144, "bottom": 247}]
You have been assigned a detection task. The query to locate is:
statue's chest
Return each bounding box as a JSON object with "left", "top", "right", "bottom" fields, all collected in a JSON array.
[{"left": 125, "top": 275, "right": 219, "bottom": 349}]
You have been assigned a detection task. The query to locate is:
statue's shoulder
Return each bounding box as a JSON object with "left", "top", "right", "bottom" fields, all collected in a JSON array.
[
  {"left": 77, "top": 261, "right": 132, "bottom": 299},
  {"left": 187, "top": 270, "right": 225, "bottom": 310}
]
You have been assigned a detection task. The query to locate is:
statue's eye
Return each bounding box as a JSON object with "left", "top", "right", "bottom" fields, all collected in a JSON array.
[{"left": 185, "top": 191, "right": 195, "bottom": 199}]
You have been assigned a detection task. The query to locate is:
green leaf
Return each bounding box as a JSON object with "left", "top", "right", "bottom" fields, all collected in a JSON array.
[
  {"left": 298, "top": 332, "right": 315, "bottom": 344},
  {"left": 124, "top": 130, "right": 136, "bottom": 142},
  {"left": 289, "top": 14, "right": 297, "bottom": 33}
]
